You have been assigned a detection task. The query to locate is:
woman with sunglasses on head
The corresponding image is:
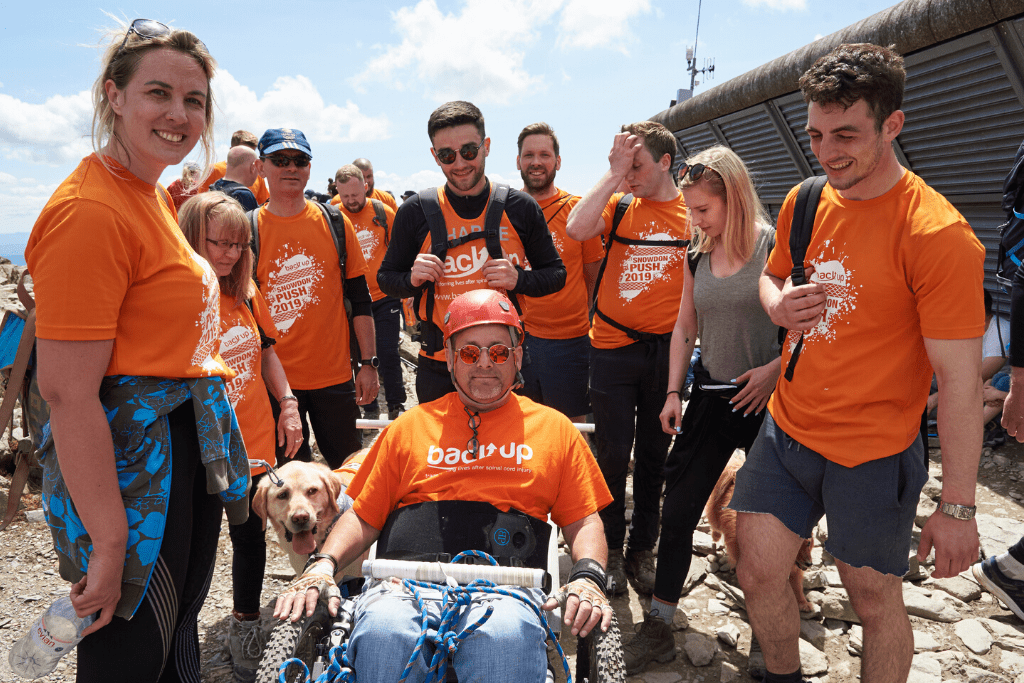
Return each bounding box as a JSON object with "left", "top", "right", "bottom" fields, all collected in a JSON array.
[
  {"left": 178, "top": 191, "right": 304, "bottom": 681},
  {"left": 25, "top": 19, "right": 251, "bottom": 682},
  {"left": 623, "top": 146, "right": 782, "bottom": 674}
]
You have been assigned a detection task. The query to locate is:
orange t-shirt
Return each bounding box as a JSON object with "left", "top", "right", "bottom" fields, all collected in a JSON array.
[
  {"left": 335, "top": 448, "right": 370, "bottom": 485},
  {"left": 254, "top": 201, "right": 369, "bottom": 390},
  {"left": 372, "top": 188, "right": 397, "bottom": 212},
  {"left": 347, "top": 393, "right": 612, "bottom": 529},
  {"left": 198, "top": 161, "right": 268, "bottom": 204},
  {"left": 221, "top": 286, "right": 278, "bottom": 471},
  {"left": 591, "top": 192, "right": 689, "bottom": 349},
  {"left": 766, "top": 171, "right": 985, "bottom": 466},
  {"left": 341, "top": 200, "right": 397, "bottom": 302},
  {"left": 27, "top": 154, "right": 231, "bottom": 379},
  {"left": 415, "top": 187, "right": 529, "bottom": 362},
  {"left": 523, "top": 189, "right": 603, "bottom": 340}
]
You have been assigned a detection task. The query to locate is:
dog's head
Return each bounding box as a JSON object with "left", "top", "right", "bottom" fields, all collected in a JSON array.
[{"left": 251, "top": 460, "right": 343, "bottom": 555}]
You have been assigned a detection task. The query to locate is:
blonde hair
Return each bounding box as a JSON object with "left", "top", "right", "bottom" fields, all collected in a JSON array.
[
  {"left": 681, "top": 146, "right": 770, "bottom": 264},
  {"left": 91, "top": 20, "right": 217, "bottom": 176},
  {"left": 178, "top": 192, "right": 254, "bottom": 306}
]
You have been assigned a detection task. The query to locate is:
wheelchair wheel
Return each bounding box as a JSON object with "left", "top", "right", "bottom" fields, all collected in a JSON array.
[
  {"left": 255, "top": 601, "right": 334, "bottom": 683},
  {"left": 574, "top": 612, "right": 625, "bottom": 683}
]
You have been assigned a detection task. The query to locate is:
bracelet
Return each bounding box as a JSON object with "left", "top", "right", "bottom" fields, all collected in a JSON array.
[
  {"left": 303, "top": 552, "right": 338, "bottom": 575},
  {"left": 278, "top": 394, "right": 298, "bottom": 403},
  {"left": 666, "top": 390, "right": 681, "bottom": 397}
]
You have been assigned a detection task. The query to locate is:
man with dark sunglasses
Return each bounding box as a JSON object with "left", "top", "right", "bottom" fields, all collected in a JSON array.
[
  {"left": 250, "top": 127, "right": 379, "bottom": 470},
  {"left": 272, "top": 289, "right": 615, "bottom": 681},
  {"left": 378, "top": 100, "right": 566, "bottom": 404}
]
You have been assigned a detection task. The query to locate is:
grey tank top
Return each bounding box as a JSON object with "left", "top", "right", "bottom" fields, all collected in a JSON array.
[{"left": 693, "top": 223, "right": 781, "bottom": 383}]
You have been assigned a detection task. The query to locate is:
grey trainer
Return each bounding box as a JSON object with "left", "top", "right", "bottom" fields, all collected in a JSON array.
[{"left": 229, "top": 614, "right": 266, "bottom": 683}]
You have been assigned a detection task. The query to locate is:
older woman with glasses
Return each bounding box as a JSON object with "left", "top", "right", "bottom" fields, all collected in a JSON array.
[
  {"left": 623, "top": 146, "right": 782, "bottom": 674},
  {"left": 25, "top": 19, "right": 250, "bottom": 682}
]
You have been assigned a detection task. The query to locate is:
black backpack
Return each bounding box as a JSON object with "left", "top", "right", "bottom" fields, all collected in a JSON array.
[
  {"left": 996, "top": 142, "right": 1024, "bottom": 290},
  {"left": 414, "top": 184, "right": 511, "bottom": 354},
  {"left": 246, "top": 202, "right": 361, "bottom": 360}
]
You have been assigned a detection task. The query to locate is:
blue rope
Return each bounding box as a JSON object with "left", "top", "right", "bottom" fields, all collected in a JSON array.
[{"left": 396, "top": 550, "right": 571, "bottom": 683}]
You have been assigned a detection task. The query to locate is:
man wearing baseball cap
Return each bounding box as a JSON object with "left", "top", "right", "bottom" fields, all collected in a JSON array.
[
  {"left": 251, "top": 128, "right": 378, "bottom": 469},
  {"left": 273, "top": 289, "right": 614, "bottom": 680}
]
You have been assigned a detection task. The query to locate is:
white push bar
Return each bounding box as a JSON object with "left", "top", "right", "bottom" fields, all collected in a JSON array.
[
  {"left": 362, "top": 559, "right": 548, "bottom": 589},
  {"left": 357, "top": 419, "right": 594, "bottom": 433}
]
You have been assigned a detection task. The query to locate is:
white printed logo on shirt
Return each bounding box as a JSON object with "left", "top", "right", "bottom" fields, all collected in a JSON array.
[
  {"left": 187, "top": 250, "right": 223, "bottom": 374},
  {"left": 357, "top": 229, "right": 379, "bottom": 264},
  {"left": 221, "top": 323, "right": 260, "bottom": 408},
  {"left": 785, "top": 243, "right": 859, "bottom": 353},
  {"left": 424, "top": 441, "right": 534, "bottom": 473},
  {"left": 616, "top": 231, "right": 685, "bottom": 301},
  {"left": 265, "top": 247, "right": 324, "bottom": 335}
]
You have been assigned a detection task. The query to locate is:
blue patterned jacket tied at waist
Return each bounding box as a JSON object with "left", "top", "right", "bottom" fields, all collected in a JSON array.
[{"left": 38, "top": 375, "right": 250, "bottom": 619}]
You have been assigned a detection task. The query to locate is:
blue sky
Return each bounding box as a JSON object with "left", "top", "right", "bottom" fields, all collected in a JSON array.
[{"left": 1, "top": 0, "right": 899, "bottom": 237}]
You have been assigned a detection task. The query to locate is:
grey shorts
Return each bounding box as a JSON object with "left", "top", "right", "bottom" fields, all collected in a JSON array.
[{"left": 728, "top": 412, "right": 928, "bottom": 576}]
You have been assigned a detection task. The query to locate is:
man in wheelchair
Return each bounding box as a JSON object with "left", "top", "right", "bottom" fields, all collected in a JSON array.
[{"left": 273, "top": 288, "right": 615, "bottom": 682}]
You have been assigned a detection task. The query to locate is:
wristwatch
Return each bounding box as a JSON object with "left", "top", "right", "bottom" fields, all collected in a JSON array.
[
  {"left": 939, "top": 501, "right": 976, "bottom": 521},
  {"left": 359, "top": 357, "right": 379, "bottom": 369}
]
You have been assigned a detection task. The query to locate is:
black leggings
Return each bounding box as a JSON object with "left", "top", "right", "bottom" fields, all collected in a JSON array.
[
  {"left": 654, "top": 386, "right": 765, "bottom": 604},
  {"left": 228, "top": 473, "right": 266, "bottom": 614},
  {"left": 77, "top": 403, "right": 224, "bottom": 683}
]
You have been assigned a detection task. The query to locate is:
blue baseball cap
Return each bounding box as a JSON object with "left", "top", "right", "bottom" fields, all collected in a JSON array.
[{"left": 258, "top": 128, "right": 313, "bottom": 158}]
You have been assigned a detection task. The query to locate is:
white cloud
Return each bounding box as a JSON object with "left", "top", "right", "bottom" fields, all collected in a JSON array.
[
  {"left": 0, "top": 91, "right": 93, "bottom": 165},
  {"left": 741, "top": 0, "right": 807, "bottom": 10},
  {"left": 212, "top": 71, "right": 390, "bottom": 147},
  {"left": 557, "top": 0, "right": 651, "bottom": 53},
  {"left": 374, "top": 169, "right": 447, "bottom": 196},
  {"left": 0, "top": 174, "right": 60, "bottom": 235},
  {"left": 351, "top": 0, "right": 556, "bottom": 104}
]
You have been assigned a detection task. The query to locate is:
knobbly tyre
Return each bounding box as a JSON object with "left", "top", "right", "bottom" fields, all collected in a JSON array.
[{"left": 255, "top": 553, "right": 625, "bottom": 683}]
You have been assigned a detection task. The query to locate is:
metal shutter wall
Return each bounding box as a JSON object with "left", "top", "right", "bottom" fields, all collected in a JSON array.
[
  {"left": 956, "top": 198, "right": 1013, "bottom": 307},
  {"left": 675, "top": 124, "right": 720, "bottom": 162},
  {"left": 716, "top": 106, "right": 805, "bottom": 204},
  {"left": 775, "top": 92, "right": 825, "bottom": 177},
  {"left": 898, "top": 30, "right": 1024, "bottom": 197}
]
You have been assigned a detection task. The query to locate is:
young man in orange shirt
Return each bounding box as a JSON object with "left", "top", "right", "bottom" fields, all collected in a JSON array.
[
  {"left": 334, "top": 163, "right": 406, "bottom": 420},
  {"left": 568, "top": 121, "right": 690, "bottom": 596},
  {"left": 352, "top": 157, "right": 397, "bottom": 211},
  {"left": 377, "top": 101, "right": 566, "bottom": 404},
  {"left": 516, "top": 123, "right": 603, "bottom": 424},
  {"left": 731, "top": 44, "right": 984, "bottom": 683},
  {"left": 272, "top": 289, "right": 614, "bottom": 681},
  {"left": 251, "top": 128, "right": 379, "bottom": 469}
]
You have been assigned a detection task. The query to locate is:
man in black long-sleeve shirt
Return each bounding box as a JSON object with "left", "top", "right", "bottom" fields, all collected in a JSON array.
[{"left": 377, "top": 101, "right": 566, "bottom": 403}]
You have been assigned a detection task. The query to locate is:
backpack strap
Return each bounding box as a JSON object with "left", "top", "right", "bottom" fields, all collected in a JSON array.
[
  {"left": 371, "top": 198, "right": 390, "bottom": 246},
  {"left": 590, "top": 194, "right": 688, "bottom": 341},
  {"left": 783, "top": 176, "right": 827, "bottom": 382},
  {"left": 417, "top": 188, "right": 448, "bottom": 354},
  {"left": 481, "top": 184, "right": 520, "bottom": 314},
  {"left": 315, "top": 201, "right": 348, "bottom": 279},
  {"left": 246, "top": 208, "right": 262, "bottom": 288}
]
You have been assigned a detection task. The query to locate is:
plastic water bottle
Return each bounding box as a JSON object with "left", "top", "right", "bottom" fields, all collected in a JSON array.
[{"left": 8, "top": 596, "right": 95, "bottom": 679}]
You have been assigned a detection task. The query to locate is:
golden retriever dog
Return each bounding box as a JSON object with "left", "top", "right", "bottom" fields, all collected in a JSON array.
[
  {"left": 704, "top": 451, "right": 814, "bottom": 612},
  {"left": 253, "top": 458, "right": 367, "bottom": 576}
]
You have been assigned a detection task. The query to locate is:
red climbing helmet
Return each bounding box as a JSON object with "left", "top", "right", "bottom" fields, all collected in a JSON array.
[{"left": 443, "top": 289, "right": 524, "bottom": 343}]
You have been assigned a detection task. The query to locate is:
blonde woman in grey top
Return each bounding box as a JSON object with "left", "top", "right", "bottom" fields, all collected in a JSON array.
[{"left": 623, "top": 145, "right": 781, "bottom": 674}]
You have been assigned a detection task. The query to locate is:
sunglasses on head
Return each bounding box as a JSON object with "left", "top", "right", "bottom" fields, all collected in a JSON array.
[
  {"left": 456, "top": 343, "right": 512, "bottom": 365},
  {"left": 435, "top": 141, "right": 485, "bottom": 165},
  {"left": 263, "top": 155, "right": 311, "bottom": 168},
  {"left": 678, "top": 163, "right": 709, "bottom": 183},
  {"left": 116, "top": 19, "right": 206, "bottom": 56}
]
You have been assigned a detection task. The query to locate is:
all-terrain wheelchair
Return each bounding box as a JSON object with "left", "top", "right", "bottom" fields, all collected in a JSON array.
[{"left": 255, "top": 501, "right": 625, "bottom": 683}]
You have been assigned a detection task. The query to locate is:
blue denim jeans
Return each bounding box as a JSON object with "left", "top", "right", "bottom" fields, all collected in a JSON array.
[{"left": 349, "top": 581, "right": 549, "bottom": 682}]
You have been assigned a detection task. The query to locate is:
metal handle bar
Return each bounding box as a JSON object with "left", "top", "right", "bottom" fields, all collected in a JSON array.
[
  {"left": 362, "top": 559, "right": 548, "bottom": 589},
  {"left": 356, "top": 418, "right": 594, "bottom": 433}
]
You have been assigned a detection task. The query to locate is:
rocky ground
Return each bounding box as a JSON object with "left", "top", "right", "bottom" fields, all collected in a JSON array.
[{"left": 1, "top": 324, "right": 1023, "bottom": 682}]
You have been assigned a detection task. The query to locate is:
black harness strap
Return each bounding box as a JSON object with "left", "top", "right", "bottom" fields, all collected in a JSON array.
[
  {"left": 783, "top": 176, "right": 828, "bottom": 382},
  {"left": 590, "top": 193, "right": 688, "bottom": 342},
  {"left": 370, "top": 198, "right": 390, "bottom": 246}
]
